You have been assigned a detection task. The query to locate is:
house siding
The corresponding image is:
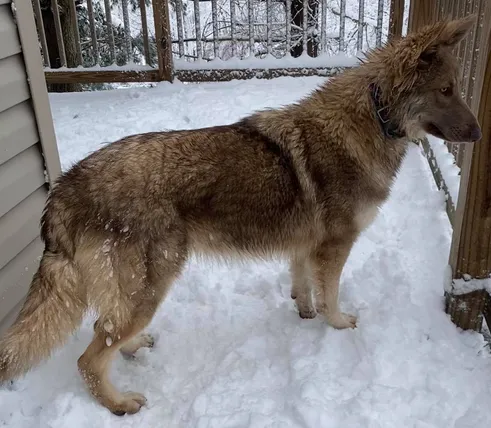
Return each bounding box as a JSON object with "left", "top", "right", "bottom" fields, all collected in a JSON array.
[{"left": 0, "top": 0, "right": 61, "bottom": 333}]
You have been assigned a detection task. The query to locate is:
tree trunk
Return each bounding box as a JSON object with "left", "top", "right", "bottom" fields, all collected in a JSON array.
[{"left": 41, "top": 0, "right": 82, "bottom": 92}]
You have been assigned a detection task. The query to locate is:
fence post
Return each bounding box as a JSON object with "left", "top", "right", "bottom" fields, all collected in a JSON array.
[
  {"left": 447, "top": 7, "right": 491, "bottom": 331},
  {"left": 388, "top": 0, "right": 404, "bottom": 40},
  {"left": 408, "top": 0, "right": 436, "bottom": 32},
  {"left": 152, "top": 0, "right": 173, "bottom": 81},
  {"left": 408, "top": 0, "right": 491, "bottom": 331}
]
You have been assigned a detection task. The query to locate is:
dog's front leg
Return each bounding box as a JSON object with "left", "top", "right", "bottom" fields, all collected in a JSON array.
[
  {"left": 310, "top": 237, "right": 357, "bottom": 329},
  {"left": 290, "top": 255, "right": 316, "bottom": 319}
]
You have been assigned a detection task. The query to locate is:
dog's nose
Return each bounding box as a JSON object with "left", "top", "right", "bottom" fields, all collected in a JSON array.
[{"left": 468, "top": 124, "right": 482, "bottom": 142}]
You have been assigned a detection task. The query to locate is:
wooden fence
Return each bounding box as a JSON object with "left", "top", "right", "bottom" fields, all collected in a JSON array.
[
  {"left": 409, "top": 0, "right": 491, "bottom": 332},
  {"left": 32, "top": 0, "right": 407, "bottom": 84}
]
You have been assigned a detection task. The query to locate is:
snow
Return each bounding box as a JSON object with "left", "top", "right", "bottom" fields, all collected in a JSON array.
[
  {"left": 2, "top": 77, "right": 491, "bottom": 427},
  {"left": 426, "top": 135, "right": 462, "bottom": 205},
  {"left": 446, "top": 276, "right": 491, "bottom": 296},
  {"left": 45, "top": 54, "right": 359, "bottom": 73},
  {"left": 45, "top": 64, "right": 155, "bottom": 72},
  {"left": 173, "top": 53, "right": 361, "bottom": 70}
]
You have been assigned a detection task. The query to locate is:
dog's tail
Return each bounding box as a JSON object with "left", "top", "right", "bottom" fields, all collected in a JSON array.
[{"left": 0, "top": 247, "right": 86, "bottom": 382}]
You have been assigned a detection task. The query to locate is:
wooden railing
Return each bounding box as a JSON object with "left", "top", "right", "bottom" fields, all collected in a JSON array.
[{"left": 31, "top": 0, "right": 407, "bottom": 85}]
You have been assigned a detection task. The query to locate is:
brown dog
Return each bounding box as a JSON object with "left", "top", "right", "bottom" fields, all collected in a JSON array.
[{"left": 0, "top": 16, "right": 481, "bottom": 415}]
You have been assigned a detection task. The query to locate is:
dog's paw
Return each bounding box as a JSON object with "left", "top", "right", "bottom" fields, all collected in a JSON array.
[
  {"left": 299, "top": 309, "right": 317, "bottom": 319},
  {"left": 326, "top": 312, "right": 357, "bottom": 329},
  {"left": 295, "top": 299, "right": 316, "bottom": 319},
  {"left": 120, "top": 333, "right": 155, "bottom": 359},
  {"left": 138, "top": 334, "right": 155, "bottom": 349},
  {"left": 111, "top": 391, "right": 147, "bottom": 416}
]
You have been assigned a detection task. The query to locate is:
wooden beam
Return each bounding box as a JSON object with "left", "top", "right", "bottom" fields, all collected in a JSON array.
[
  {"left": 445, "top": 289, "right": 488, "bottom": 331},
  {"left": 408, "top": 0, "right": 436, "bottom": 32},
  {"left": 447, "top": 0, "right": 491, "bottom": 331},
  {"left": 152, "top": 0, "right": 173, "bottom": 81},
  {"left": 44, "top": 65, "right": 351, "bottom": 85},
  {"left": 388, "top": 0, "right": 405, "bottom": 40},
  {"left": 45, "top": 70, "right": 159, "bottom": 84}
]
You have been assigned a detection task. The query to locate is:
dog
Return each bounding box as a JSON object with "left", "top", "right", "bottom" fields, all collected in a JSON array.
[{"left": 0, "top": 15, "right": 481, "bottom": 415}]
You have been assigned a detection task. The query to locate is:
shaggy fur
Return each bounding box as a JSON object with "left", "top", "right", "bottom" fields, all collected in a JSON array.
[{"left": 0, "top": 16, "right": 481, "bottom": 415}]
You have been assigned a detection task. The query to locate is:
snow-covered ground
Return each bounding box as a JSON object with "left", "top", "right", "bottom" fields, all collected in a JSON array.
[{"left": 2, "top": 77, "right": 491, "bottom": 427}]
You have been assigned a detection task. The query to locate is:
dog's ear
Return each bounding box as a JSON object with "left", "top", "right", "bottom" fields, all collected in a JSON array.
[
  {"left": 438, "top": 14, "right": 477, "bottom": 47},
  {"left": 417, "top": 15, "right": 476, "bottom": 67}
]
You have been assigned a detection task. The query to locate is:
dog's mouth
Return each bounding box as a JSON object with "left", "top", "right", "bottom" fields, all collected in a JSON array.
[
  {"left": 423, "top": 121, "right": 481, "bottom": 143},
  {"left": 423, "top": 122, "right": 446, "bottom": 140}
]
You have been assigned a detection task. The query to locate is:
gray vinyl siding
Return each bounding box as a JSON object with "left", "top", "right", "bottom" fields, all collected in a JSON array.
[{"left": 0, "top": 1, "right": 61, "bottom": 333}]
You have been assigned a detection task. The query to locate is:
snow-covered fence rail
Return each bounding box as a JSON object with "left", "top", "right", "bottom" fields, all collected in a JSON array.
[
  {"left": 408, "top": 0, "right": 491, "bottom": 334},
  {"left": 31, "top": 0, "right": 407, "bottom": 85}
]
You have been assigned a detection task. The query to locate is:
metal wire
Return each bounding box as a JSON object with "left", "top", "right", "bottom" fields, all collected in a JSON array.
[
  {"left": 376, "top": 0, "right": 384, "bottom": 47},
  {"left": 194, "top": 0, "right": 202, "bottom": 59},
  {"left": 176, "top": 0, "right": 185, "bottom": 58},
  {"left": 286, "top": 0, "right": 292, "bottom": 55},
  {"left": 230, "top": 0, "right": 236, "bottom": 57},
  {"left": 248, "top": 0, "right": 254, "bottom": 55},
  {"left": 357, "top": 0, "right": 364, "bottom": 51},
  {"left": 211, "top": 0, "right": 219, "bottom": 58},
  {"left": 266, "top": 0, "right": 272, "bottom": 55},
  {"left": 339, "top": 0, "right": 346, "bottom": 52},
  {"left": 320, "top": 0, "right": 327, "bottom": 53},
  {"left": 302, "top": 0, "right": 308, "bottom": 54}
]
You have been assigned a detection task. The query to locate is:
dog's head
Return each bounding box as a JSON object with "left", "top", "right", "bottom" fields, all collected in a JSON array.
[{"left": 371, "top": 15, "right": 481, "bottom": 143}]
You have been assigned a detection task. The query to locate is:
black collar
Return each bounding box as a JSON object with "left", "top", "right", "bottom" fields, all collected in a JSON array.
[{"left": 369, "top": 83, "right": 406, "bottom": 140}]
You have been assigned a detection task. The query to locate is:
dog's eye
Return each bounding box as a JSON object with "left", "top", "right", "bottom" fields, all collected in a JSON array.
[{"left": 440, "top": 87, "right": 450, "bottom": 94}]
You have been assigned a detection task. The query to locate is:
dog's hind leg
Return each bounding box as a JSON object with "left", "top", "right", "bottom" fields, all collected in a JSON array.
[
  {"left": 289, "top": 255, "right": 316, "bottom": 319},
  {"left": 310, "top": 237, "right": 357, "bottom": 329},
  {"left": 79, "top": 309, "right": 157, "bottom": 415},
  {"left": 78, "top": 236, "right": 187, "bottom": 415}
]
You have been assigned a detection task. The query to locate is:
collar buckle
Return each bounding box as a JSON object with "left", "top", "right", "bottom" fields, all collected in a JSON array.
[
  {"left": 370, "top": 84, "right": 405, "bottom": 140},
  {"left": 376, "top": 106, "right": 390, "bottom": 124}
]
